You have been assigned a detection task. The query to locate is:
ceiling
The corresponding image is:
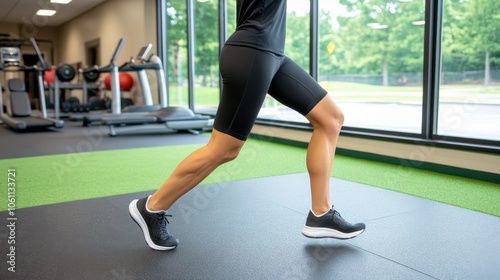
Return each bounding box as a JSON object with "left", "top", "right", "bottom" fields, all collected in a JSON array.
[{"left": 0, "top": 0, "right": 107, "bottom": 27}]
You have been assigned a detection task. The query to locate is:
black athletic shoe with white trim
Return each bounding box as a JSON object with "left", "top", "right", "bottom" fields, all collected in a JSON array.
[
  {"left": 302, "top": 207, "right": 365, "bottom": 239},
  {"left": 129, "top": 196, "right": 179, "bottom": 250}
]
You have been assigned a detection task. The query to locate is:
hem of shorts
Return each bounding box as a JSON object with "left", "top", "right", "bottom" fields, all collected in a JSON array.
[
  {"left": 302, "top": 90, "right": 328, "bottom": 116},
  {"left": 213, "top": 127, "right": 248, "bottom": 141}
]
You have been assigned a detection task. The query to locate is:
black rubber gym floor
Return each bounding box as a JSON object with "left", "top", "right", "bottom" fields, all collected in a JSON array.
[
  {"left": 1, "top": 121, "right": 499, "bottom": 279},
  {"left": 1, "top": 173, "right": 499, "bottom": 279},
  {"left": 0, "top": 120, "right": 210, "bottom": 159}
]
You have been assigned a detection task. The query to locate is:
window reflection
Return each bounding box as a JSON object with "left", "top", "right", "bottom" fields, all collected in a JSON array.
[
  {"left": 438, "top": 0, "right": 500, "bottom": 141},
  {"left": 318, "top": 0, "right": 424, "bottom": 133}
]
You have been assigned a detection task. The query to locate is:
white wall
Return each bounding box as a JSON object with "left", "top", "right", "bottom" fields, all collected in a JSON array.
[
  {"left": 2, "top": 0, "right": 158, "bottom": 104},
  {"left": 54, "top": 0, "right": 157, "bottom": 103},
  {"left": 1, "top": 22, "right": 57, "bottom": 65}
]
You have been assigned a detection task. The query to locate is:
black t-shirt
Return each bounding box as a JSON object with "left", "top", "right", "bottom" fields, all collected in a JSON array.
[{"left": 225, "top": 0, "right": 287, "bottom": 55}]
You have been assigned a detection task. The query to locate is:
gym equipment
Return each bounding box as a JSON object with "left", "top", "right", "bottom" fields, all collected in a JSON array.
[
  {"left": 105, "top": 106, "right": 213, "bottom": 136},
  {"left": 100, "top": 51, "right": 213, "bottom": 136},
  {"left": 43, "top": 67, "right": 55, "bottom": 85},
  {"left": 1, "top": 47, "right": 21, "bottom": 66},
  {"left": 79, "top": 38, "right": 127, "bottom": 118},
  {"left": 56, "top": 63, "right": 75, "bottom": 82},
  {"left": 0, "top": 38, "right": 64, "bottom": 131},
  {"left": 80, "top": 38, "right": 213, "bottom": 135},
  {"left": 0, "top": 83, "right": 3, "bottom": 125},
  {"left": 49, "top": 63, "right": 101, "bottom": 119},
  {"left": 103, "top": 72, "right": 134, "bottom": 91},
  {"left": 80, "top": 39, "right": 161, "bottom": 125},
  {"left": 101, "top": 42, "right": 213, "bottom": 136},
  {"left": 54, "top": 65, "right": 83, "bottom": 113},
  {"left": 82, "top": 69, "right": 99, "bottom": 83},
  {"left": 1, "top": 36, "right": 23, "bottom": 126},
  {"left": 118, "top": 43, "right": 159, "bottom": 110}
]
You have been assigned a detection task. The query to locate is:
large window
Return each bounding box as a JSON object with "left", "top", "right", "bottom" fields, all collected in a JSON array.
[
  {"left": 317, "top": 0, "right": 425, "bottom": 134},
  {"left": 439, "top": 0, "right": 500, "bottom": 141},
  {"left": 258, "top": 0, "right": 311, "bottom": 122},
  {"left": 226, "top": 0, "right": 237, "bottom": 40},
  {"left": 162, "top": 0, "right": 499, "bottom": 150},
  {"left": 193, "top": 0, "right": 220, "bottom": 112}
]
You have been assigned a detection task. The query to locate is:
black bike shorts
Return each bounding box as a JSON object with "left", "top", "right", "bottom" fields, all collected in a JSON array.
[{"left": 214, "top": 45, "right": 328, "bottom": 140}]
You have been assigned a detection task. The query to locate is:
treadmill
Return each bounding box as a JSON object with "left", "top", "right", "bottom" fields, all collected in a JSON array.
[
  {"left": 80, "top": 38, "right": 213, "bottom": 136},
  {"left": 80, "top": 38, "right": 161, "bottom": 125},
  {"left": 119, "top": 43, "right": 161, "bottom": 113},
  {"left": 72, "top": 41, "right": 160, "bottom": 123},
  {"left": 0, "top": 38, "right": 64, "bottom": 131},
  {"left": 101, "top": 53, "right": 213, "bottom": 136}
]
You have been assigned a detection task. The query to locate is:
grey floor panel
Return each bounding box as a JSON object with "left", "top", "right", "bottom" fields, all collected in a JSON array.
[
  {"left": 349, "top": 205, "right": 500, "bottom": 280},
  {"left": 1, "top": 174, "right": 499, "bottom": 279},
  {"left": 0, "top": 121, "right": 210, "bottom": 159}
]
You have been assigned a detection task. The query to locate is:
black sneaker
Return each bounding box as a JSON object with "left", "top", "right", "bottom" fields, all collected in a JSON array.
[
  {"left": 128, "top": 196, "right": 179, "bottom": 250},
  {"left": 302, "top": 207, "right": 365, "bottom": 239}
]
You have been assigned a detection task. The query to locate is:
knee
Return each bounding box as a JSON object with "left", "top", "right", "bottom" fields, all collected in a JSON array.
[
  {"left": 311, "top": 108, "right": 344, "bottom": 135},
  {"left": 206, "top": 130, "right": 245, "bottom": 165},
  {"left": 209, "top": 144, "right": 242, "bottom": 165},
  {"left": 221, "top": 146, "right": 241, "bottom": 163},
  {"left": 332, "top": 109, "right": 344, "bottom": 129},
  {"left": 328, "top": 111, "right": 344, "bottom": 135}
]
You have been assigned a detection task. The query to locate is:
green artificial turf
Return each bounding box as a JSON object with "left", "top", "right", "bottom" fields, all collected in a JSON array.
[{"left": 1, "top": 138, "right": 499, "bottom": 216}]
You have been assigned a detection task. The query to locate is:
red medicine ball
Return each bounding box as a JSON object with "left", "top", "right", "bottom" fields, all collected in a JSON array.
[
  {"left": 103, "top": 72, "right": 134, "bottom": 90},
  {"left": 44, "top": 66, "right": 56, "bottom": 85}
]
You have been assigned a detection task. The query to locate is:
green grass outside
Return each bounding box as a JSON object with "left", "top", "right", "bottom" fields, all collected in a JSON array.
[
  {"left": 168, "top": 86, "right": 219, "bottom": 106},
  {"left": 168, "top": 82, "right": 500, "bottom": 106}
]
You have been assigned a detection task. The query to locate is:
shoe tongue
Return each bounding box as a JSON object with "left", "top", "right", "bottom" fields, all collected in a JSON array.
[{"left": 157, "top": 211, "right": 167, "bottom": 219}]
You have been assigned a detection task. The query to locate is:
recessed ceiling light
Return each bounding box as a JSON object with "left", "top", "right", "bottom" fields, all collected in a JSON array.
[
  {"left": 36, "top": 9, "right": 57, "bottom": 16},
  {"left": 51, "top": 0, "right": 72, "bottom": 4}
]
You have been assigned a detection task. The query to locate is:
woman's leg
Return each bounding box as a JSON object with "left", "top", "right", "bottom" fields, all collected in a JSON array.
[
  {"left": 267, "top": 58, "right": 340, "bottom": 214},
  {"left": 150, "top": 46, "right": 280, "bottom": 211},
  {"left": 304, "top": 96, "right": 344, "bottom": 215},
  {"left": 129, "top": 46, "right": 283, "bottom": 250},
  {"left": 148, "top": 129, "right": 244, "bottom": 211},
  {"left": 128, "top": 129, "right": 245, "bottom": 250},
  {"left": 268, "top": 57, "right": 364, "bottom": 239}
]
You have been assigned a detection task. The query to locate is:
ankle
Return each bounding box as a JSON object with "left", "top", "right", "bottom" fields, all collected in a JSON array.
[
  {"left": 311, "top": 206, "right": 331, "bottom": 217},
  {"left": 147, "top": 196, "right": 164, "bottom": 212}
]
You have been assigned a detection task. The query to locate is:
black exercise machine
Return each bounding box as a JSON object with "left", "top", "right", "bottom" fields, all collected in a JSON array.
[{"left": 0, "top": 38, "right": 63, "bottom": 131}]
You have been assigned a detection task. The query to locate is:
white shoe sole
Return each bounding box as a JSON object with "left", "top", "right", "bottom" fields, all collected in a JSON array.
[
  {"left": 128, "top": 199, "right": 177, "bottom": 251},
  {"left": 301, "top": 226, "right": 364, "bottom": 239}
]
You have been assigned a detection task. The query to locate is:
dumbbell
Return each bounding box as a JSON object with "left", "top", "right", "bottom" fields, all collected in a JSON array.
[
  {"left": 83, "top": 70, "right": 99, "bottom": 83},
  {"left": 61, "top": 96, "right": 80, "bottom": 113},
  {"left": 56, "top": 64, "right": 76, "bottom": 82}
]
